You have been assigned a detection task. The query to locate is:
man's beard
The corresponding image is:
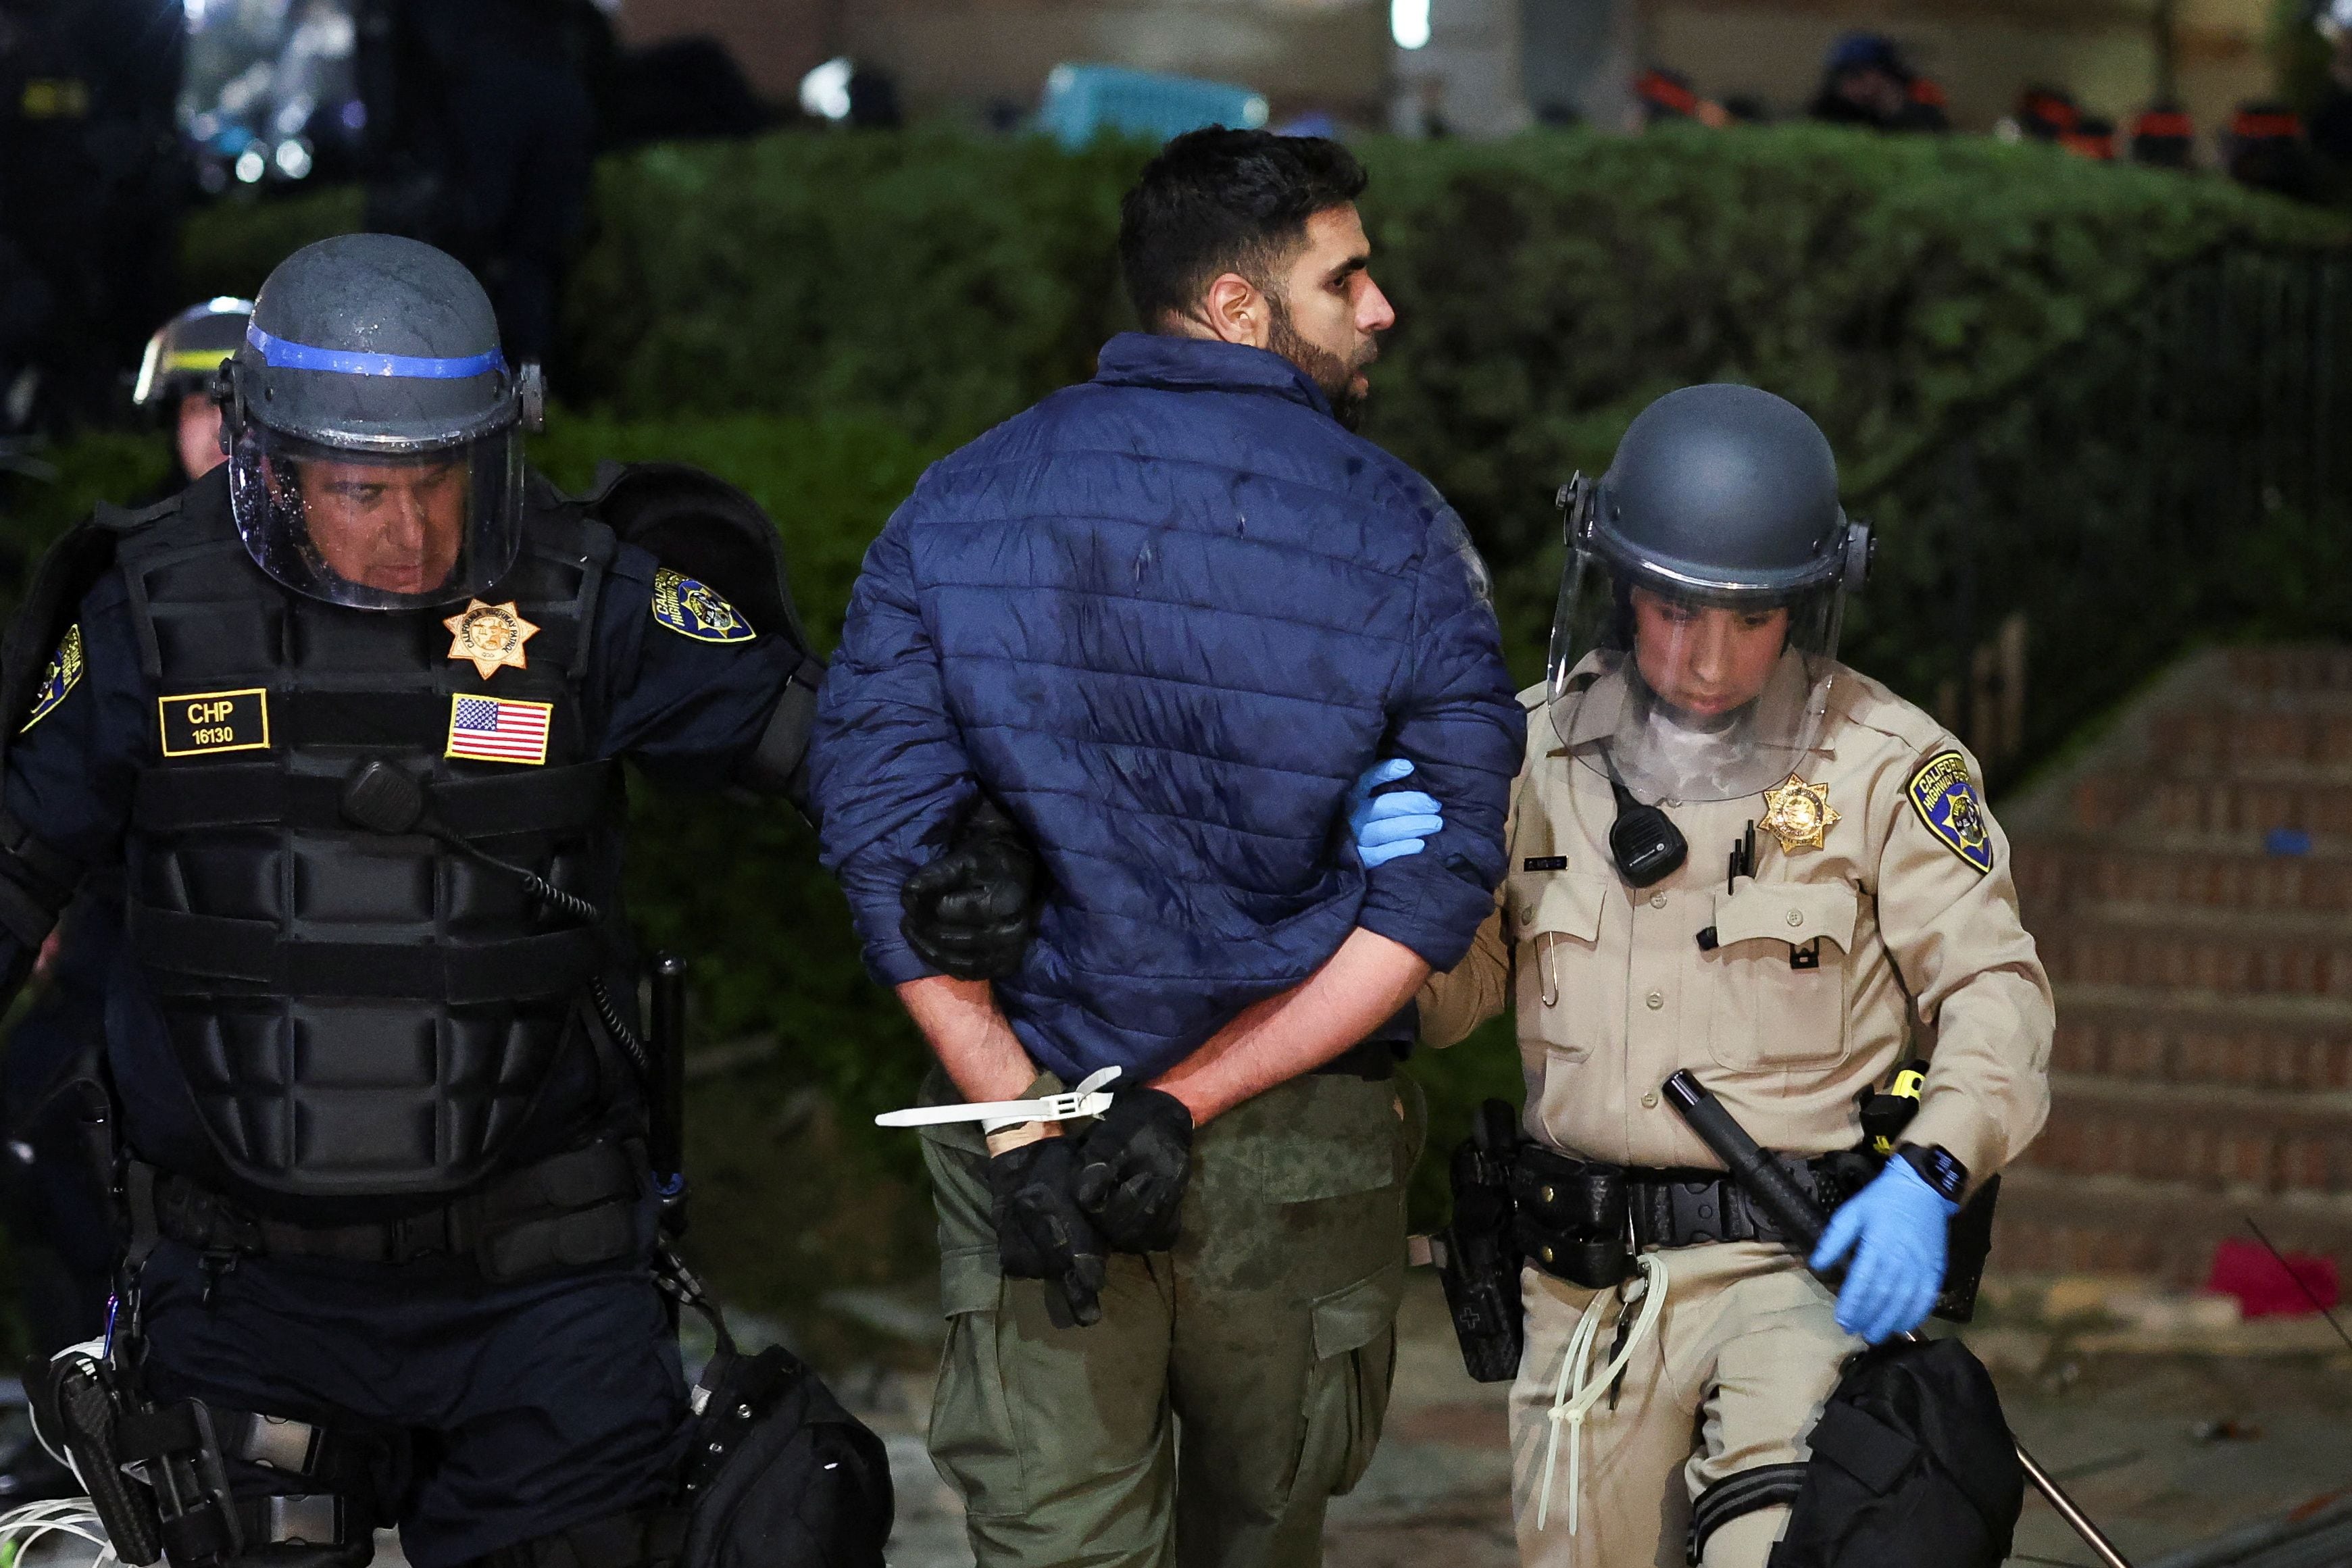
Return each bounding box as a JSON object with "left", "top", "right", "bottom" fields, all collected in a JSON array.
[{"left": 1268, "top": 295, "right": 1374, "bottom": 431}]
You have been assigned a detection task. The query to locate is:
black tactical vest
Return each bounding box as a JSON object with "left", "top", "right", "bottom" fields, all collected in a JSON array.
[{"left": 116, "top": 471, "right": 629, "bottom": 1202}]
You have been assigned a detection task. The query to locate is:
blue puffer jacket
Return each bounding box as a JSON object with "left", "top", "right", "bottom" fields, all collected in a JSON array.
[{"left": 809, "top": 332, "right": 1524, "bottom": 1086}]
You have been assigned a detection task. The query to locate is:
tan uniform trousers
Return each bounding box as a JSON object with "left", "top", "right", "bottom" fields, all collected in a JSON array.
[{"left": 1509, "top": 1242, "right": 1855, "bottom": 1568}]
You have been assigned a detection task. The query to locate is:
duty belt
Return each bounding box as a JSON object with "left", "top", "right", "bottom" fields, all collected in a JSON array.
[
  {"left": 1623, "top": 1159, "right": 1853, "bottom": 1250},
  {"left": 1512, "top": 1144, "right": 1872, "bottom": 1288},
  {"left": 130, "top": 1140, "right": 647, "bottom": 1284}
]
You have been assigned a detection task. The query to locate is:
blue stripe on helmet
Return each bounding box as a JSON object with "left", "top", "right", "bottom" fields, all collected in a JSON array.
[{"left": 246, "top": 323, "right": 506, "bottom": 380}]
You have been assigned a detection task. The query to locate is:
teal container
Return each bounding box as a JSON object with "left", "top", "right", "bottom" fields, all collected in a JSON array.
[{"left": 1036, "top": 63, "right": 1270, "bottom": 150}]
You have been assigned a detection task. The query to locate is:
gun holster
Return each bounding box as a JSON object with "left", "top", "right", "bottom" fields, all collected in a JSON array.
[
  {"left": 1511, "top": 1144, "right": 1632, "bottom": 1290},
  {"left": 1429, "top": 1099, "right": 1526, "bottom": 1384},
  {"left": 29, "top": 1342, "right": 243, "bottom": 1567}
]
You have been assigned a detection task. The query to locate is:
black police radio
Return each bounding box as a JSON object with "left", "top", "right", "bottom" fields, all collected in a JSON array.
[{"left": 1607, "top": 777, "right": 1688, "bottom": 886}]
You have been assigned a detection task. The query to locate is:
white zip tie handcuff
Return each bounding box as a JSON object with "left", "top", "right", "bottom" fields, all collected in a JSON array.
[
  {"left": 1535, "top": 1251, "right": 1671, "bottom": 1537},
  {"left": 874, "top": 1065, "right": 1122, "bottom": 1134}
]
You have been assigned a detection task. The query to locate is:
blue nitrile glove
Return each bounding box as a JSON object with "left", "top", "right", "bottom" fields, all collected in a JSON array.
[
  {"left": 1809, "top": 1156, "right": 1959, "bottom": 1344},
  {"left": 1349, "top": 758, "right": 1444, "bottom": 869}
]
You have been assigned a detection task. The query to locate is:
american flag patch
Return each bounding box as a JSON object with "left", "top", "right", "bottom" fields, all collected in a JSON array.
[{"left": 445, "top": 694, "right": 552, "bottom": 765}]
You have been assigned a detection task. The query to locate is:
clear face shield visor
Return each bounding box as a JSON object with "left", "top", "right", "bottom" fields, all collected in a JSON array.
[
  {"left": 227, "top": 424, "right": 524, "bottom": 610},
  {"left": 1545, "top": 549, "right": 1848, "bottom": 804}
]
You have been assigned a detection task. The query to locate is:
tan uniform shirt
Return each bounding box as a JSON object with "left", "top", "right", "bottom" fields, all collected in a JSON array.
[{"left": 1420, "top": 669, "right": 2052, "bottom": 1182}]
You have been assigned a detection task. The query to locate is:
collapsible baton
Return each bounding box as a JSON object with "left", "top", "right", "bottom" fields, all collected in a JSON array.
[{"left": 1660, "top": 1071, "right": 2134, "bottom": 1568}]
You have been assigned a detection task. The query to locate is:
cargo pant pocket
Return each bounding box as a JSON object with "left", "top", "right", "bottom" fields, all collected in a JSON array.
[
  {"left": 928, "top": 1293, "right": 1030, "bottom": 1519},
  {"left": 1294, "top": 1260, "right": 1405, "bottom": 1500}
]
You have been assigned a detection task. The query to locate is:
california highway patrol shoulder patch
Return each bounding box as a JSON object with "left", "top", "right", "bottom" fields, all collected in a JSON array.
[
  {"left": 651, "top": 568, "right": 756, "bottom": 643},
  {"left": 1907, "top": 749, "right": 1993, "bottom": 874},
  {"left": 20, "top": 624, "right": 82, "bottom": 733}
]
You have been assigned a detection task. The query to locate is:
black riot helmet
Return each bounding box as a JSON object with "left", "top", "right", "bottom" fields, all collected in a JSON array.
[
  {"left": 1547, "top": 384, "right": 1871, "bottom": 803},
  {"left": 132, "top": 298, "right": 253, "bottom": 412},
  {"left": 220, "top": 234, "right": 547, "bottom": 611}
]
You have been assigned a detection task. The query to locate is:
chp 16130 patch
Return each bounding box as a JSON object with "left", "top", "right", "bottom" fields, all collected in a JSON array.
[
  {"left": 1907, "top": 749, "right": 1993, "bottom": 874},
  {"left": 159, "top": 688, "right": 270, "bottom": 757},
  {"left": 20, "top": 624, "right": 83, "bottom": 732},
  {"left": 651, "top": 568, "right": 755, "bottom": 643}
]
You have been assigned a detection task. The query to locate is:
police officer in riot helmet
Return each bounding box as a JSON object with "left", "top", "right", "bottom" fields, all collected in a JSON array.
[
  {"left": 0, "top": 232, "right": 934, "bottom": 1567},
  {"left": 132, "top": 298, "right": 253, "bottom": 486},
  {"left": 1419, "top": 384, "right": 2051, "bottom": 1567},
  {"left": 0, "top": 299, "right": 251, "bottom": 1507}
]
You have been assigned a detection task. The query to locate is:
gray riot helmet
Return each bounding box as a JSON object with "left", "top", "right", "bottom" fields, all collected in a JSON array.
[
  {"left": 221, "top": 234, "right": 546, "bottom": 611},
  {"left": 1547, "top": 384, "right": 1871, "bottom": 803},
  {"left": 132, "top": 298, "right": 254, "bottom": 411}
]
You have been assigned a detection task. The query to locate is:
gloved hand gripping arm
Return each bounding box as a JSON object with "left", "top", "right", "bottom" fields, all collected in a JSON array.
[
  {"left": 1349, "top": 758, "right": 1443, "bottom": 869},
  {"left": 899, "top": 796, "right": 1041, "bottom": 981}
]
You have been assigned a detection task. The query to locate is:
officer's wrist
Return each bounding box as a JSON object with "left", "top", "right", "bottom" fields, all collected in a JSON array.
[{"left": 1895, "top": 1142, "right": 1968, "bottom": 1205}]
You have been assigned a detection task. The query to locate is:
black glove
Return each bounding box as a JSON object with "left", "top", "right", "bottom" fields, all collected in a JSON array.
[
  {"left": 900, "top": 797, "right": 1040, "bottom": 981},
  {"left": 985, "top": 1137, "right": 1107, "bottom": 1327},
  {"left": 1073, "top": 1088, "right": 1194, "bottom": 1253}
]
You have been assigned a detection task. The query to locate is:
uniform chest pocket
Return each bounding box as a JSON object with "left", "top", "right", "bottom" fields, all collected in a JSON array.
[
  {"left": 1509, "top": 871, "right": 1613, "bottom": 1059},
  {"left": 1705, "top": 880, "right": 1859, "bottom": 1071}
]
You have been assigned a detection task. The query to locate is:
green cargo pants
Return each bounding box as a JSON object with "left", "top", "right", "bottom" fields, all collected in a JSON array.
[{"left": 920, "top": 1065, "right": 1426, "bottom": 1568}]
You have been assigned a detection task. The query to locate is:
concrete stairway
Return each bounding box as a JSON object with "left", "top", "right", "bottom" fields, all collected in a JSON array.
[{"left": 1994, "top": 647, "right": 2352, "bottom": 1287}]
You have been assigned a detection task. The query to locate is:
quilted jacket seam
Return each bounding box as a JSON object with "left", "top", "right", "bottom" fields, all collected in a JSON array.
[{"left": 946, "top": 650, "right": 1391, "bottom": 716}]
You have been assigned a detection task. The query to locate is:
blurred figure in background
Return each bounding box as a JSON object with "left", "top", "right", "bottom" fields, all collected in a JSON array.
[
  {"left": 130, "top": 298, "right": 252, "bottom": 488},
  {"left": 2061, "top": 116, "right": 2118, "bottom": 159},
  {"left": 1636, "top": 68, "right": 1727, "bottom": 128},
  {"left": 2307, "top": 1, "right": 2352, "bottom": 192},
  {"left": 2226, "top": 102, "right": 2320, "bottom": 199},
  {"left": 2130, "top": 105, "right": 2199, "bottom": 168},
  {"left": 0, "top": 299, "right": 242, "bottom": 1504},
  {"left": 1807, "top": 33, "right": 1948, "bottom": 132},
  {"left": 0, "top": 0, "right": 184, "bottom": 432},
  {"left": 2011, "top": 85, "right": 2080, "bottom": 142},
  {"left": 359, "top": 0, "right": 607, "bottom": 363}
]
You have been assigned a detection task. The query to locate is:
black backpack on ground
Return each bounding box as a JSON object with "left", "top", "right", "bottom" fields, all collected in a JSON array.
[
  {"left": 1765, "top": 1337, "right": 2023, "bottom": 1568},
  {"left": 678, "top": 1338, "right": 893, "bottom": 1568}
]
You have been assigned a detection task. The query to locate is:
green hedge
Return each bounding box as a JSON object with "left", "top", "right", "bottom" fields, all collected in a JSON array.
[{"left": 182, "top": 126, "right": 2349, "bottom": 680}]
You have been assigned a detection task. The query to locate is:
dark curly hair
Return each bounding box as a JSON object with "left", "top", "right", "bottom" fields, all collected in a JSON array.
[{"left": 1117, "top": 128, "right": 1368, "bottom": 332}]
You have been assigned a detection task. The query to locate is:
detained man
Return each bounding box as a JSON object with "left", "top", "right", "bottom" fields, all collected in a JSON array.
[{"left": 810, "top": 129, "right": 1525, "bottom": 1568}]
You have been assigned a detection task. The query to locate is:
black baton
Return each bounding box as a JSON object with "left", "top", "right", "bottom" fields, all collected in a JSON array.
[{"left": 1662, "top": 1070, "right": 2135, "bottom": 1568}]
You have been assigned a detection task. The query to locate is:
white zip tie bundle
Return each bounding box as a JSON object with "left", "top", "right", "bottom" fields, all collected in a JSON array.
[
  {"left": 1534, "top": 1251, "right": 1670, "bottom": 1537},
  {"left": 0, "top": 1497, "right": 123, "bottom": 1568}
]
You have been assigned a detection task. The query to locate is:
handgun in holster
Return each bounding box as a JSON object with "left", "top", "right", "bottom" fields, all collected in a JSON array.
[
  {"left": 1421, "top": 1098, "right": 1526, "bottom": 1384},
  {"left": 1850, "top": 1057, "right": 2001, "bottom": 1323},
  {"left": 31, "top": 1343, "right": 245, "bottom": 1567}
]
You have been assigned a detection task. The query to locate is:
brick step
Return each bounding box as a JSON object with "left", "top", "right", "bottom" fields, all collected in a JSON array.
[
  {"left": 2037, "top": 905, "right": 2352, "bottom": 997},
  {"left": 2072, "top": 773, "right": 2352, "bottom": 834},
  {"left": 2151, "top": 706, "right": 2352, "bottom": 770},
  {"left": 2018, "top": 1073, "right": 2352, "bottom": 1195},
  {"left": 2051, "top": 985, "right": 2352, "bottom": 1093},
  {"left": 1989, "top": 1165, "right": 2352, "bottom": 1288},
  {"left": 2154, "top": 700, "right": 2352, "bottom": 771},
  {"left": 2227, "top": 645, "right": 2352, "bottom": 694},
  {"left": 2014, "top": 836, "right": 2352, "bottom": 915}
]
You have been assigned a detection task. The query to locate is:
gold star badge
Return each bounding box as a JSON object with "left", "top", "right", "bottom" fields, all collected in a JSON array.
[
  {"left": 443, "top": 599, "right": 538, "bottom": 680},
  {"left": 1759, "top": 774, "right": 1841, "bottom": 854}
]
